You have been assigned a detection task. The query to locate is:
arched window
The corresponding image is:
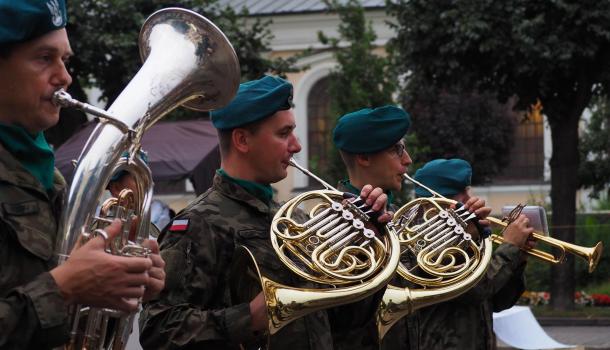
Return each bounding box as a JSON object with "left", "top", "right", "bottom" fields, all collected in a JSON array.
[
  {"left": 495, "top": 111, "right": 545, "bottom": 183},
  {"left": 306, "top": 76, "right": 332, "bottom": 185}
]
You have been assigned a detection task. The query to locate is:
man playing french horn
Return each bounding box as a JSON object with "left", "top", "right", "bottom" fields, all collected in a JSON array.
[
  {"left": 139, "top": 75, "right": 394, "bottom": 349},
  {"left": 331, "top": 106, "right": 494, "bottom": 349},
  {"left": 414, "top": 159, "right": 534, "bottom": 350},
  {"left": 0, "top": 1, "right": 165, "bottom": 349}
]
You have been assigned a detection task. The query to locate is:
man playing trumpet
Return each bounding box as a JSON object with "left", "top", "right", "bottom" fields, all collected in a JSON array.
[{"left": 414, "top": 159, "right": 534, "bottom": 350}]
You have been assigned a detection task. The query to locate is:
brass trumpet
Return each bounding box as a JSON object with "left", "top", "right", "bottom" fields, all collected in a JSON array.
[{"left": 488, "top": 205, "right": 603, "bottom": 273}]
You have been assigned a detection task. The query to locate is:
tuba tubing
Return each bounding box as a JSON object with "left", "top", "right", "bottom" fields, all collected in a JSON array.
[{"left": 55, "top": 7, "right": 239, "bottom": 263}]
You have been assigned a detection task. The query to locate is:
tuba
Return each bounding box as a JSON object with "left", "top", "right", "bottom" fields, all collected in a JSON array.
[
  {"left": 377, "top": 174, "right": 493, "bottom": 339},
  {"left": 54, "top": 8, "right": 239, "bottom": 349},
  {"left": 230, "top": 158, "right": 401, "bottom": 335}
]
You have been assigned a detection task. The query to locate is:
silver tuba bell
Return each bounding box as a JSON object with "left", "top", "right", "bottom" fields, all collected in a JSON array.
[{"left": 53, "top": 8, "right": 239, "bottom": 349}]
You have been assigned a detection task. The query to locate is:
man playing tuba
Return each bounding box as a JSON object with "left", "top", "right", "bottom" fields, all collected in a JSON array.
[
  {"left": 0, "top": 1, "right": 165, "bottom": 348},
  {"left": 139, "top": 75, "right": 393, "bottom": 349}
]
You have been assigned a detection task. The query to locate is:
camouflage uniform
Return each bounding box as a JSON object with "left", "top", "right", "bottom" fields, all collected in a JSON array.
[
  {"left": 0, "top": 144, "right": 70, "bottom": 349},
  {"left": 139, "top": 174, "right": 334, "bottom": 349},
  {"left": 333, "top": 182, "right": 420, "bottom": 350},
  {"left": 418, "top": 243, "right": 525, "bottom": 350}
]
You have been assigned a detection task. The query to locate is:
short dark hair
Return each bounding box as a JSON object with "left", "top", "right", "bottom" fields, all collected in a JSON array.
[
  {"left": 217, "top": 117, "right": 266, "bottom": 157},
  {"left": 339, "top": 150, "right": 358, "bottom": 170}
]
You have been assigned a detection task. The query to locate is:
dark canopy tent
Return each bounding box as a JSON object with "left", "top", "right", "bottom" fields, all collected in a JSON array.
[{"left": 55, "top": 120, "right": 221, "bottom": 195}]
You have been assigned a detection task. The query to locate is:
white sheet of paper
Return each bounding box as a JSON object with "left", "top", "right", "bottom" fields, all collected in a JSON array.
[{"left": 493, "top": 306, "right": 574, "bottom": 349}]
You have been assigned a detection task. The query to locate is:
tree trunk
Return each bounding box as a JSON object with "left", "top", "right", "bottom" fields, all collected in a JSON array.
[{"left": 548, "top": 113, "right": 580, "bottom": 310}]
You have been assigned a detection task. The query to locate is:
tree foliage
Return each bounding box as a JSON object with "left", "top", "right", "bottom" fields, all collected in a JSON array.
[
  {"left": 406, "top": 88, "right": 516, "bottom": 184},
  {"left": 46, "top": 0, "right": 299, "bottom": 146},
  {"left": 317, "top": 0, "right": 398, "bottom": 184},
  {"left": 579, "top": 96, "right": 610, "bottom": 197},
  {"left": 388, "top": 0, "right": 610, "bottom": 309}
]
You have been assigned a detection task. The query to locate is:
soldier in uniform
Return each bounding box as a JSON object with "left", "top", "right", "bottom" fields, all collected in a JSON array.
[
  {"left": 0, "top": 1, "right": 165, "bottom": 348},
  {"left": 139, "top": 75, "right": 392, "bottom": 349},
  {"left": 414, "top": 159, "right": 534, "bottom": 350},
  {"left": 331, "top": 106, "right": 492, "bottom": 350}
]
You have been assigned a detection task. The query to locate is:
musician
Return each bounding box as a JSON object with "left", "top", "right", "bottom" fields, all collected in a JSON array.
[
  {"left": 0, "top": 1, "right": 165, "bottom": 348},
  {"left": 139, "top": 75, "right": 392, "bottom": 349},
  {"left": 414, "top": 159, "right": 534, "bottom": 350},
  {"left": 332, "top": 107, "right": 492, "bottom": 350}
]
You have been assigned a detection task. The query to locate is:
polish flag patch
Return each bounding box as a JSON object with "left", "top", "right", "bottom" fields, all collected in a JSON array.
[{"left": 169, "top": 219, "right": 189, "bottom": 232}]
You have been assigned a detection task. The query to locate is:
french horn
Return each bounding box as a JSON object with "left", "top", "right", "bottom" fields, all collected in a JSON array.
[
  {"left": 377, "top": 174, "right": 493, "bottom": 339},
  {"left": 377, "top": 174, "right": 603, "bottom": 339},
  {"left": 231, "top": 158, "right": 401, "bottom": 335},
  {"left": 53, "top": 8, "right": 239, "bottom": 349}
]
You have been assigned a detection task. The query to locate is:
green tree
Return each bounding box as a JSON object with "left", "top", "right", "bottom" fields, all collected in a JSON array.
[
  {"left": 317, "top": 0, "right": 398, "bottom": 184},
  {"left": 579, "top": 95, "right": 610, "bottom": 197},
  {"left": 389, "top": 0, "right": 610, "bottom": 309},
  {"left": 405, "top": 87, "right": 516, "bottom": 184},
  {"left": 46, "top": 0, "right": 299, "bottom": 147}
]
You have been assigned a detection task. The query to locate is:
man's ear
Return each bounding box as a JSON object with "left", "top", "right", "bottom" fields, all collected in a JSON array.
[
  {"left": 231, "top": 128, "right": 250, "bottom": 153},
  {"left": 355, "top": 153, "right": 371, "bottom": 167}
]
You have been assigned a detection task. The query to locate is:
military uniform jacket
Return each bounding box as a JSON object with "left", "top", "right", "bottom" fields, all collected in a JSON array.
[
  {"left": 332, "top": 183, "right": 419, "bottom": 350},
  {"left": 0, "top": 145, "right": 69, "bottom": 349},
  {"left": 418, "top": 243, "right": 526, "bottom": 350},
  {"left": 139, "top": 174, "right": 333, "bottom": 350}
]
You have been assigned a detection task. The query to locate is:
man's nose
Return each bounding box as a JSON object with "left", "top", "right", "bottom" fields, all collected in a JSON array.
[
  {"left": 290, "top": 135, "right": 302, "bottom": 153},
  {"left": 52, "top": 61, "right": 72, "bottom": 88},
  {"left": 402, "top": 151, "right": 412, "bottom": 166}
]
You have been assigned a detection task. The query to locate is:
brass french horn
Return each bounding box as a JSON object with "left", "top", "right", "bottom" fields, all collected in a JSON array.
[
  {"left": 231, "top": 158, "right": 401, "bottom": 335},
  {"left": 377, "top": 174, "right": 493, "bottom": 339},
  {"left": 377, "top": 174, "right": 603, "bottom": 339}
]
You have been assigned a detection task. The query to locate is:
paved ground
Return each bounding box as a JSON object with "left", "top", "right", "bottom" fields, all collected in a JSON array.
[{"left": 498, "top": 326, "right": 610, "bottom": 350}]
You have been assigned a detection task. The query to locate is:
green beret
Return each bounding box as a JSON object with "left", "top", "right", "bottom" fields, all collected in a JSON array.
[
  {"left": 333, "top": 105, "right": 411, "bottom": 154},
  {"left": 414, "top": 159, "right": 472, "bottom": 197},
  {"left": 0, "top": 0, "right": 67, "bottom": 46},
  {"left": 211, "top": 75, "right": 293, "bottom": 130}
]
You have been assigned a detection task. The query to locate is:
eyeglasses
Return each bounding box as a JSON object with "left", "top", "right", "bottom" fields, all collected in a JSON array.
[{"left": 389, "top": 142, "right": 406, "bottom": 158}]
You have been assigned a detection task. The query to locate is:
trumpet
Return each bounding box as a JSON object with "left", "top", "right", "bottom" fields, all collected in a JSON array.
[{"left": 488, "top": 205, "right": 603, "bottom": 273}]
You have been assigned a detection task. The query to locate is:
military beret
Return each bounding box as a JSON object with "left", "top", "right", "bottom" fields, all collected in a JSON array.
[
  {"left": 333, "top": 105, "right": 411, "bottom": 154},
  {"left": 211, "top": 75, "right": 293, "bottom": 130},
  {"left": 0, "top": 0, "right": 67, "bottom": 46},
  {"left": 414, "top": 158, "right": 472, "bottom": 197}
]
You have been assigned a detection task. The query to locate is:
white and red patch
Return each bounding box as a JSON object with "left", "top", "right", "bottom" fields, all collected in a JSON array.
[{"left": 168, "top": 219, "right": 189, "bottom": 232}]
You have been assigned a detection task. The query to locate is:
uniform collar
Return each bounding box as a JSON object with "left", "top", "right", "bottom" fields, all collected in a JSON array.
[
  {"left": 213, "top": 172, "right": 276, "bottom": 215},
  {"left": 0, "top": 143, "right": 65, "bottom": 198},
  {"left": 0, "top": 123, "right": 55, "bottom": 191}
]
